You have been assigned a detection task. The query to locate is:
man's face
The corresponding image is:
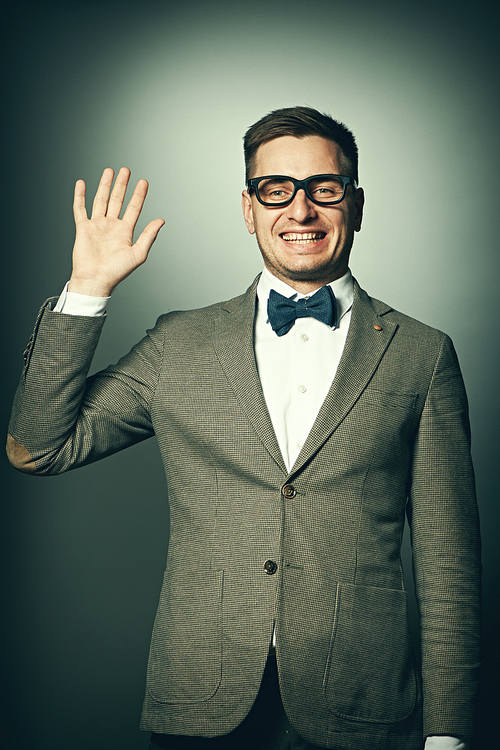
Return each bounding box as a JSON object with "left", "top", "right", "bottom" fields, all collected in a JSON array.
[{"left": 242, "top": 135, "right": 364, "bottom": 293}]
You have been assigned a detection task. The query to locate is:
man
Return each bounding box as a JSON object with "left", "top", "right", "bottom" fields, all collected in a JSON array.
[{"left": 7, "top": 107, "right": 481, "bottom": 750}]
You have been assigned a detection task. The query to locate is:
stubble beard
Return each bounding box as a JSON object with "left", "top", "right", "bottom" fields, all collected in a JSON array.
[{"left": 255, "top": 234, "right": 351, "bottom": 286}]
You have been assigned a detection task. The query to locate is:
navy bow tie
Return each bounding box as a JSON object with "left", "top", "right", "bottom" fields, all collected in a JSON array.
[{"left": 267, "top": 285, "right": 338, "bottom": 337}]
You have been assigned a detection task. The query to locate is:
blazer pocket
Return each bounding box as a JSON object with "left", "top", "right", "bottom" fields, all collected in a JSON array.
[
  {"left": 146, "top": 569, "right": 223, "bottom": 703},
  {"left": 322, "top": 583, "right": 416, "bottom": 723},
  {"left": 360, "top": 387, "right": 418, "bottom": 411}
]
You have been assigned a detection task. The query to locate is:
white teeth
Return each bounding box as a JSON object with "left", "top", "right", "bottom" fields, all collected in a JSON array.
[{"left": 281, "top": 232, "right": 325, "bottom": 242}]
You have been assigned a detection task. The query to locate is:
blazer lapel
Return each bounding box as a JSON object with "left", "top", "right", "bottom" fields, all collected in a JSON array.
[
  {"left": 212, "top": 276, "right": 398, "bottom": 478},
  {"left": 290, "top": 280, "right": 398, "bottom": 475},
  {"left": 213, "top": 277, "right": 288, "bottom": 474}
]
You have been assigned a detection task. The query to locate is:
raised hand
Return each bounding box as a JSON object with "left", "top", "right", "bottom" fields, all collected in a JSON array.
[{"left": 68, "top": 167, "right": 165, "bottom": 297}]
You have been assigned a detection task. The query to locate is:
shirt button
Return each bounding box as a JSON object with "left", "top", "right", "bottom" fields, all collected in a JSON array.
[
  {"left": 282, "top": 484, "right": 297, "bottom": 499},
  {"left": 264, "top": 560, "right": 278, "bottom": 575},
  {"left": 298, "top": 385, "right": 307, "bottom": 393},
  {"left": 300, "top": 334, "right": 309, "bottom": 342}
]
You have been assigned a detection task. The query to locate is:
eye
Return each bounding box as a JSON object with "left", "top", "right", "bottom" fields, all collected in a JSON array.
[
  {"left": 258, "top": 178, "right": 295, "bottom": 202},
  {"left": 309, "top": 177, "right": 345, "bottom": 201}
]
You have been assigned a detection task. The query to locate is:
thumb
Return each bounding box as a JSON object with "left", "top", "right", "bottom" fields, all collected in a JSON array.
[{"left": 134, "top": 218, "right": 165, "bottom": 261}]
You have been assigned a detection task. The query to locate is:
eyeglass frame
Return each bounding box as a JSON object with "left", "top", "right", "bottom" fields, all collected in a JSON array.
[{"left": 246, "top": 173, "right": 358, "bottom": 207}]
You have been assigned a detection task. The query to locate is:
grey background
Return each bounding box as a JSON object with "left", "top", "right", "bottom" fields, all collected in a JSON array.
[{"left": 1, "top": 1, "right": 498, "bottom": 748}]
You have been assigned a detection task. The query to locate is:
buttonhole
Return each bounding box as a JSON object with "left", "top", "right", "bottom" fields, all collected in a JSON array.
[{"left": 284, "top": 562, "right": 304, "bottom": 571}]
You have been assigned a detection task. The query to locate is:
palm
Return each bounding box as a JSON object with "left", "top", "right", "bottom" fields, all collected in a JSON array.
[{"left": 70, "top": 167, "right": 164, "bottom": 297}]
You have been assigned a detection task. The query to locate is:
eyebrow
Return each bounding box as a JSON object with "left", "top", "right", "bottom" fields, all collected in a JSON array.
[{"left": 260, "top": 177, "right": 291, "bottom": 184}]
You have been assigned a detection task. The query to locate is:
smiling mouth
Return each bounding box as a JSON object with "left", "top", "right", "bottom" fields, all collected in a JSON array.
[{"left": 280, "top": 232, "right": 326, "bottom": 243}]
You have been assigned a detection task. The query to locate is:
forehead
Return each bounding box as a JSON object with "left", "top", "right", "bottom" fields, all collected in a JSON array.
[{"left": 253, "top": 135, "right": 344, "bottom": 179}]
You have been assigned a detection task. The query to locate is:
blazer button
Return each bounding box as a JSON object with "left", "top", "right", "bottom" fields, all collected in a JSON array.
[
  {"left": 264, "top": 560, "right": 278, "bottom": 575},
  {"left": 282, "top": 484, "right": 297, "bottom": 499}
]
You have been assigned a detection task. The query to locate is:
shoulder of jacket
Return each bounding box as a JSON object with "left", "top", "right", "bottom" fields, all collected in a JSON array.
[
  {"left": 148, "top": 276, "right": 260, "bottom": 332},
  {"left": 353, "top": 278, "right": 450, "bottom": 345}
]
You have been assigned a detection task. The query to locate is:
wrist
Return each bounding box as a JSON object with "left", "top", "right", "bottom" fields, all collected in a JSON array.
[{"left": 68, "top": 277, "right": 115, "bottom": 297}]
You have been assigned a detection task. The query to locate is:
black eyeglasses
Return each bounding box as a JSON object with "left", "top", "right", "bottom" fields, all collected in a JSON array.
[{"left": 247, "top": 174, "right": 357, "bottom": 207}]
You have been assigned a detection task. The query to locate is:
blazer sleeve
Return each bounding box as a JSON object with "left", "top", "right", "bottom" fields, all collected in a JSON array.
[
  {"left": 408, "top": 333, "right": 481, "bottom": 739},
  {"left": 8, "top": 300, "right": 165, "bottom": 474}
]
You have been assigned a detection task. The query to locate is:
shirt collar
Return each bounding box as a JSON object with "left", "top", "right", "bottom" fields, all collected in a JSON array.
[{"left": 257, "top": 266, "right": 354, "bottom": 322}]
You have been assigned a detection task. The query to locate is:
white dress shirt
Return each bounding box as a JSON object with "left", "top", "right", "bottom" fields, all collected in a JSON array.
[
  {"left": 254, "top": 267, "right": 353, "bottom": 472},
  {"left": 53, "top": 275, "right": 469, "bottom": 750}
]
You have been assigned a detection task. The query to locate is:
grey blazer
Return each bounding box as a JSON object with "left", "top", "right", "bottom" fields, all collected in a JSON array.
[{"left": 9, "top": 277, "right": 481, "bottom": 749}]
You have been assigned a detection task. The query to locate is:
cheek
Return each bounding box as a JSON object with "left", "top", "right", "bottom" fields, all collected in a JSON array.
[
  {"left": 329, "top": 212, "right": 351, "bottom": 238},
  {"left": 256, "top": 215, "right": 279, "bottom": 241}
]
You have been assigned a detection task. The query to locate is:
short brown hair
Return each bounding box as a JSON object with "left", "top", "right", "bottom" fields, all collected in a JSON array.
[{"left": 243, "top": 106, "right": 359, "bottom": 183}]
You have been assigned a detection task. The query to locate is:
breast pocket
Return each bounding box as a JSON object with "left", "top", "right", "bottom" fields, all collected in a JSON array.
[
  {"left": 360, "top": 387, "right": 418, "bottom": 412},
  {"left": 146, "top": 569, "right": 224, "bottom": 703},
  {"left": 322, "top": 583, "right": 417, "bottom": 723}
]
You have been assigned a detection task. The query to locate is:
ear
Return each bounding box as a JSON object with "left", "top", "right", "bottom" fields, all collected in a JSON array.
[
  {"left": 242, "top": 190, "right": 255, "bottom": 235},
  {"left": 354, "top": 187, "right": 364, "bottom": 232}
]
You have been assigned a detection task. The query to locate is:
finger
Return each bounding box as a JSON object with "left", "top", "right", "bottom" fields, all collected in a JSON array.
[
  {"left": 106, "top": 167, "right": 131, "bottom": 219},
  {"left": 91, "top": 168, "right": 115, "bottom": 218},
  {"left": 121, "top": 178, "right": 150, "bottom": 230},
  {"left": 73, "top": 179, "right": 88, "bottom": 223},
  {"left": 133, "top": 218, "right": 165, "bottom": 262}
]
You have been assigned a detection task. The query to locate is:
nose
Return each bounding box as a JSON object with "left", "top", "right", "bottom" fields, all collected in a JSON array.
[{"left": 286, "top": 188, "right": 317, "bottom": 223}]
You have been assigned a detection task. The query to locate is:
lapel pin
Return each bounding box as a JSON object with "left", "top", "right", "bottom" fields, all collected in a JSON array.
[{"left": 373, "top": 325, "right": 382, "bottom": 331}]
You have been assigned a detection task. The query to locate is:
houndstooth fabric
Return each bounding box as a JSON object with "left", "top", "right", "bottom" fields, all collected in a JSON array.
[{"left": 9, "top": 277, "right": 481, "bottom": 749}]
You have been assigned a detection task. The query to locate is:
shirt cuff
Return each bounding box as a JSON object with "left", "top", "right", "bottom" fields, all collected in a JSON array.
[
  {"left": 53, "top": 282, "right": 110, "bottom": 316},
  {"left": 424, "top": 736, "right": 469, "bottom": 749}
]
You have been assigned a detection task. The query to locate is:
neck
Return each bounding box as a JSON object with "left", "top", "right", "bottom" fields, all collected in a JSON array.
[{"left": 264, "top": 266, "right": 347, "bottom": 294}]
